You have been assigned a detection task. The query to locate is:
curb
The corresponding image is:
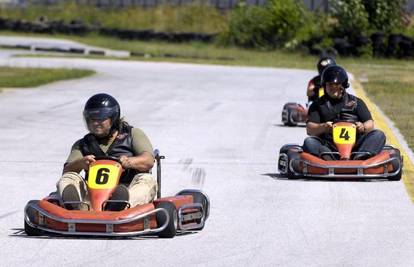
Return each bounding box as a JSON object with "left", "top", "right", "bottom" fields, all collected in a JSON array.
[
  {"left": 351, "top": 78, "right": 414, "bottom": 203},
  {"left": 0, "top": 44, "right": 130, "bottom": 58}
]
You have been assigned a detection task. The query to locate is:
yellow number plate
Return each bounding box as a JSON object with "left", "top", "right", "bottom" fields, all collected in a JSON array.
[
  {"left": 88, "top": 162, "right": 122, "bottom": 189},
  {"left": 333, "top": 125, "right": 356, "bottom": 144}
]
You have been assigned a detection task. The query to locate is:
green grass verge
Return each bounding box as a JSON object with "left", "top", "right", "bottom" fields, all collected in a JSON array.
[
  {"left": 351, "top": 64, "right": 414, "bottom": 149},
  {"left": 0, "top": 67, "right": 95, "bottom": 88},
  {"left": 1, "top": 31, "right": 414, "bottom": 151},
  {"left": 0, "top": 2, "right": 228, "bottom": 34}
]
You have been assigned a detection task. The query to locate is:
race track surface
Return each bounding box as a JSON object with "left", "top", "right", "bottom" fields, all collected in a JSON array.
[{"left": 0, "top": 47, "right": 413, "bottom": 267}]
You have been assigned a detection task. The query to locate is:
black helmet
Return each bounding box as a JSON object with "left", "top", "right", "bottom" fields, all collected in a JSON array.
[
  {"left": 83, "top": 93, "right": 120, "bottom": 124},
  {"left": 317, "top": 56, "right": 336, "bottom": 75},
  {"left": 321, "top": 65, "right": 349, "bottom": 89}
]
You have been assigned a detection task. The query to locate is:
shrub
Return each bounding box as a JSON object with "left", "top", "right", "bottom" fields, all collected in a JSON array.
[
  {"left": 362, "top": 0, "right": 405, "bottom": 33},
  {"left": 221, "top": 0, "right": 309, "bottom": 49},
  {"left": 330, "top": 0, "right": 370, "bottom": 37}
]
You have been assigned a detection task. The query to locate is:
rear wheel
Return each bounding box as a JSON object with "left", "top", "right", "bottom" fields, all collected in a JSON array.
[
  {"left": 156, "top": 202, "right": 177, "bottom": 238},
  {"left": 282, "top": 103, "right": 298, "bottom": 126},
  {"left": 177, "top": 191, "right": 209, "bottom": 230},
  {"left": 388, "top": 169, "right": 402, "bottom": 181},
  {"left": 24, "top": 220, "right": 43, "bottom": 236},
  {"left": 386, "top": 148, "right": 403, "bottom": 181},
  {"left": 286, "top": 108, "right": 298, "bottom": 126},
  {"left": 24, "top": 201, "right": 44, "bottom": 236}
]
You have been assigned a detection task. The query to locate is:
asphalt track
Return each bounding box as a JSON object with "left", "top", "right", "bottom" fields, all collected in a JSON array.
[{"left": 0, "top": 41, "right": 414, "bottom": 266}]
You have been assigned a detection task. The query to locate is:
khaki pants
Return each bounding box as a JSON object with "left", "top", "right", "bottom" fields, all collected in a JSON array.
[{"left": 57, "top": 172, "right": 157, "bottom": 208}]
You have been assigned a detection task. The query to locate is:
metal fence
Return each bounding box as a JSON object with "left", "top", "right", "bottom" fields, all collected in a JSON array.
[
  {"left": 1, "top": 0, "right": 267, "bottom": 9},
  {"left": 1, "top": 0, "right": 414, "bottom": 12}
]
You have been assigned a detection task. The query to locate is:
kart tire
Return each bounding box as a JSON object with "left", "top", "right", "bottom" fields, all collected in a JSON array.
[
  {"left": 24, "top": 201, "right": 44, "bottom": 236},
  {"left": 177, "top": 191, "right": 209, "bottom": 230},
  {"left": 156, "top": 202, "right": 177, "bottom": 238},
  {"left": 282, "top": 103, "right": 298, "bottom": 127},
  {"left": 24, "top": 220, "right": 43, "bottom": 236},
  {"left": 386, "top": 148, "right": 402, "bottom": 181},
  {"left": 285, "top": 109, "right": 298, "bottom": 127},
  {"left": 388, "top": 169, "right": 402, "bottom": 181},
  {"left": 286, "top": 150, "right": 301, "bottom": 179}
]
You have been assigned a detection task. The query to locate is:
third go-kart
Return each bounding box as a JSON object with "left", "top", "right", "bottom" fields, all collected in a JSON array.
[
  {"left": 24, "top": 150, "right": 210, "bottom": 238},
  {"left": 281, "top": 102, "right": 308, "bottom": 126},
  {"left": 278, "top": 122, "right": 403, "bottom": 180}
]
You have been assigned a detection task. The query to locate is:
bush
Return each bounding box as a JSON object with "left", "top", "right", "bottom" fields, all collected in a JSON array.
[
  {"left": 362, "top": 0, "right": 405, "bottom": 33},
  {"left": 0, "top": 1, "right": 227, "bottom": 34},
  {"left": 331, "top": 0, "right": 370, "bottom": 37},
  {"left": 221, "top": 0, "right": 309, "bottom": 49},
  {"left": 222, "top": 4, "right": 273, "bottom": 48}
]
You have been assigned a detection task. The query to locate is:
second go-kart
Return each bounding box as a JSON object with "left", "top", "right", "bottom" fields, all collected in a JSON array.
[
  {"left": 281, "top": 102, "right": 308, "bottom": 126},
  {"left": 278, "top": 122, "right": 403, "bottom": 180},
  {"left": 24, "top": 150, "right": 210, "bottom": 238}
]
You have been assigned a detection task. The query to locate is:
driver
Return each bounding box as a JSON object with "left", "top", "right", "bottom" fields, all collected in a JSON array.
[
  {"left": 303, "top": 65, "right": 386, "bottom": 160},
  {"left": 57, "top": 93, "right": 157, "bottom": 210},
  {"left": 307, "top": 56, "right": 336, "bottom": 102}
]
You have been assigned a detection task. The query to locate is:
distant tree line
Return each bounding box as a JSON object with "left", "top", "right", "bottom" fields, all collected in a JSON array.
[{"left": 1, "top": 0, "right": 414, "bottom": 58}]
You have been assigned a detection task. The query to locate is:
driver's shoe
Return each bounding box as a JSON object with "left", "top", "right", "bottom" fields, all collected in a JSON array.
[
  {"left": 106, "top": 184, "right": 130, "bottom": 211},
  {"left": 353, "top": 154, "right": 370, "bottom": 160},
  {"left": 62, "top": 184, "right": 82, "bottom": 210},
  {"left": 321, "top": 154, "right": 335, "bottom": 161}
]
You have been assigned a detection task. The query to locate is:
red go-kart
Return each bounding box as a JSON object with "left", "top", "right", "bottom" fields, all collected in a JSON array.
[
  {"left": 281, "top": 102, "right": 308, "bottom": 126},
  {"left": 24, "top": 150, "right": 210, "bottom": 238},
  {"left": 278, "top": 122, "right": 403, "bottom": 180}
]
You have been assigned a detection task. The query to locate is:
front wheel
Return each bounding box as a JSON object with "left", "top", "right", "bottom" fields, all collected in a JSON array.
[{"left": 156, "top": 202, "right": 177, "bottom": 238}]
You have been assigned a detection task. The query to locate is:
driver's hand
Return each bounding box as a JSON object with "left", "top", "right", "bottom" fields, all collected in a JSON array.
[
  {"left": 307, "top": 84, "right": 315, "bottom": 96},
  {"left": 80, "top": 155, "right": 95, "bottom": 170},
  {"left": 119, "top": 155, "right": 131, "bottom": 169},
  {"left": 323, "top": 121, "right": 333, "bottom": 133},
  {"left": 355, "top": 122, "right": 365, "bottom": 133}
]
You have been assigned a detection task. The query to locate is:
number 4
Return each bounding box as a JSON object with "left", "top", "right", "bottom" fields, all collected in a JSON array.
[{"left": 339, "top": 128, "right": 350, "bottom": 140}]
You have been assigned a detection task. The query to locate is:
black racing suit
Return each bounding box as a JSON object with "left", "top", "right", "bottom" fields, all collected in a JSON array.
[{"left": 303, "top": 92, "right": 386, "bottom": 160}]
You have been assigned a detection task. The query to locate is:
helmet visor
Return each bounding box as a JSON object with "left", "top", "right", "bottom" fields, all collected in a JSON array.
[{"left": 83, "top": 107, "right": 117, "bottom": 121}]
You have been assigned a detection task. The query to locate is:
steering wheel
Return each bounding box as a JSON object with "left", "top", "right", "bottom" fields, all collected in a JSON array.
[{"left": 94, "top": 155, "right": 121, "bottom": 163}]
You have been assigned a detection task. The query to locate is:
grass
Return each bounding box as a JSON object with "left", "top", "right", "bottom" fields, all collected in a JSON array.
[
  {"left": 0, "top": 67, "right": 95, "bottom": 88},
  {"left": 0, "top": 31, "right": 317, "bottom": 68},
  {"left": 1, "top": 30, "right": 414, "bottom": 151},
  {"left": 0, "top": 2, "right": 228, "bottom": 34},
  {"left": 351, "top": 64, "right": 414, "bottom": 149}
]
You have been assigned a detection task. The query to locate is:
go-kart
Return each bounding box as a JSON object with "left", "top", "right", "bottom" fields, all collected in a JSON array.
[
  {"left": 282, "top": 87, "right": 325, "bottom": 126},
  {"left": 24, "top": 150, "right": 210, "bottom": 238},
  {"left": 278, "top": 122, "right": 403, "bottom": 180},
  {"left": 281, "top": 102, "right": 308, "bottom": 126}
]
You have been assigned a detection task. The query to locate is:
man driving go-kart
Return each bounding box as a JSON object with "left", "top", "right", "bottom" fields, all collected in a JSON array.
[
  {"left": 306, "top": 56, "right": 336, "bottom": 102},
  {"left": 281, "top": 56, "right": 336, "bottom": 126},
  {"left": 303, "top": 65, "right": 386, "bottom": 160},
  {"left": 58, "top": 93, "right": 157, "bottom": 211},
  {"left": 24, "top": 93, "right": 210, "bottom": 237},
  {"left": 278, "top": 65, "right": 402, "bottom": 180}
]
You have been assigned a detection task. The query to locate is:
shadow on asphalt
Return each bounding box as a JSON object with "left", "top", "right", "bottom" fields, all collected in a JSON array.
[
  {"left": 272, "top": 123, "right": 306, "bottom": 128},
  {"left": 9, "top": 228, "right": 197, "bottom": 240},
  {"left": 261, "top": 173, "right": 393, "bottom": 183}
]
